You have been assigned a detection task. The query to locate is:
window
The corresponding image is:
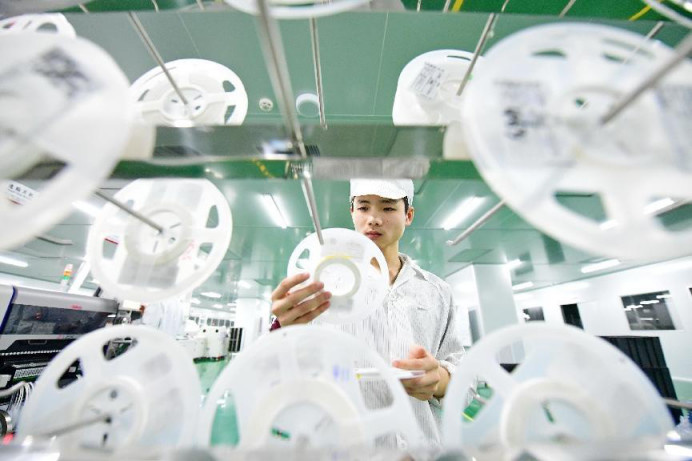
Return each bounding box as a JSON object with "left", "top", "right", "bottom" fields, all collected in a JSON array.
[
  {"left": 621, "top": 290, "right": 675, "bottom": 330},
  {"left": 522, "top": 306, "right": 545, "bottom": 322}
]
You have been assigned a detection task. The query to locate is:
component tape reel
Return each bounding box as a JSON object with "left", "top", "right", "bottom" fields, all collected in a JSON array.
[
  {"left": 17, "top": 325, "right": 202, "bottom": 454},
  {"left": 86, "top": 179, "right": 232, "bottom": 303},
  {"left": 0, "top": 13, "right": 76, "bottom": 36},
  {"left": 224, "top": 0, "right": 370, "bottom": 19},
  {"left": 457, "top": 23, "right": 692, "bottom": 260},
  {"left": 393, "top": 49, "right": 479, "bottom": 126},
  {"left": 287, "top": 228, "right": 389, "bottom": 324},
  {"left": 442, "top": 323, "right": 673, "bottom": 454},
  {"left": 130, "top": 59, "right": 248, "bottom": 127},
  {"left": 197, "top": 325, "right": 424, "bottom": 449},
  {"left": 0, "top": 33, "right": 132, "bottom": 251}
]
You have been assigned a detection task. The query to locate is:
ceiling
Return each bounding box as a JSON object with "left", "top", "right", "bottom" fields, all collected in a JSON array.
[{"left": 2, "top": 5, "right": 691, "bottom": 311}]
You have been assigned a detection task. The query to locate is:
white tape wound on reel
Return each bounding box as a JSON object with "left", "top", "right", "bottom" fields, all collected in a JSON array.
[
  {"left": 459, "top": 23, "right": 692, "bottom": 260},
  {"left": 441, "top": 323, "right": 673, "bottom": 452},
  {"left": 86, "top": 179, "right": 232, "bottom": 303},
  {"left": 0, "top": 33, "right": 131, "bottom": 251},
  {"left": 393, "top": 49, "right": 478, "bottom": 126},
  {"left": 287, "top": 228, "right": 389, "bottom": 324},
  {"left": 130, "top": 59, "right": 248, "bottom": 127},
  {"left": 196, "top": 325, "right": 424, "bottom": 448},
  {"left": 17, "top": 325, "right": 202, "bottom": 453},
  {"left": 224, "top": 0, "right": 370, "bottom": 19},
  {"left": 0, "top": 13, "right": 76, "bottom": 36}
]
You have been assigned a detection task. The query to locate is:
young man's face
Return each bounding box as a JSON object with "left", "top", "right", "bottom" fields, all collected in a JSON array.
[{"left": 350, "top": 195, "right": 414, "bottom": 252}]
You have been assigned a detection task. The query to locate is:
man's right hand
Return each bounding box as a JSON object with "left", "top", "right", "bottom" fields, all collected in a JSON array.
[{"left": 271, "top": 273, "right": 331, "bottom": 327}]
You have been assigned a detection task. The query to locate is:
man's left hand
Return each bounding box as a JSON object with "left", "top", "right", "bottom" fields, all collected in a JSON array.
[{"left": 393, "top": 345, "right": 450, "bottom": 401}]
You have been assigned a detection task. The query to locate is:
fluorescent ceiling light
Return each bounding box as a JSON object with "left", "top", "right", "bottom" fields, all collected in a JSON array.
[
  {"left": 580, "top": 259, "right": 620, "bottom": 274},
  {"left": 441, "top": 196, "right": 484, "bottom": 230},
  {"left": 260, "top": 194, "right": 289, "bottom": 229},
  {"left": 226, "top": 302, "right": 235, "bottom": 307},
  {"left": 640, "top": 300, "right": 660, "bottom": 305},
  {"left": 512, "top": 281, "right": 534, "bottom": 291},
  {"left": 191, "top": 298, "right": 201, "bottom": 305},
  {"left": 238, "top": 280, "right": 252, "bottom": 289},
  {"left": 506, "top": 259, "right": 523, "bottom": 270},
  {"left": 0, "top": 255, "right": 28, "bottom": 268},
  {"left": 73, "top": 200, "right": 102, "bottom": 218},
  {"left": 644, "top": 197, "right": 675, "bottom": 215},
  {"left": 656, "top": 294, "right": 671, "bottom": 299},
  {"left": 201, "top": 291, "right": 222, "bottom": 299},
  {"left": 563, "top": 281, "right": 590, "bottom": 291},
  {"left": 213, "top": 303, "right": 223, "bottom": 309}
]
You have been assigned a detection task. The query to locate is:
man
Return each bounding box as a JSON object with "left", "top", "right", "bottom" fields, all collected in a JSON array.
[{"left": 270, "top": 178, "right": 465, "bottom": 445}]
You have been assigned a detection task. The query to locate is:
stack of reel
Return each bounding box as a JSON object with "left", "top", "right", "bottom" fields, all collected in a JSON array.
[{"left": 0, "top": 3, "right": 690, "bottom": 460}]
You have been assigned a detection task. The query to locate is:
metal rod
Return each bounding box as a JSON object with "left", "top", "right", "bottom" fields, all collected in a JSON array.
[
  {"left": 559, "top": 0, "right": 578, "bottom": 17},
  {"left": 664, "top": 398, "right": 692, "bottom": 410},
  {"left": 195, "top": 0, "right": 205, "bottom": 10},
  {"left": 442, "top": 0, "right": 452, "bottom": 13},
  {"left": 645, "top": 21, "right": 665, "bottom": 40},
  {"left": 37, "top": 234, "right": 73, "bottom": 246},
  {"left": 456, "top": 13, "right": 497, "bottom": 97},
  {"left": 500, "top": 0, "right": 511, "bottom": 12},
  {"left": 255, "top": 0, "right": 307, "bottom": 158},
  {"left": 39, "top": 413, "right": 112, "bottom": 438},
  {"left": 446, "top": 200, "right": 505, "bottom": 246},
  {"left": 416, "top": 0, "right": 422, "bottom": 12},
  {"left": 128, "top": 12, "right": 192, "bottom": 113},
  {"left": 300, "top": 175, "right": 324, "bottom": 245},
  {"left": 78, "top": 3, "right": 89, "bottom": 12},
  {"left": 151, "top": 0, "right": 160, "bottom": 12},
  {"left": 601, "top": 32, "right": 692, "bottom": 125},
  {"left": 309, "top": 18, "right": 327, "bottom": 130},
  {"left": 95, "top": 190, "right": 164, "bottom": 234}
]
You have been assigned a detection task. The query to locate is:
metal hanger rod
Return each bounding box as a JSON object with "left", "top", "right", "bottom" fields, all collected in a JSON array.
[
  {"left": 456, "top": 13, "right": 497, "bottom": 97},
  {"left": 601, "top": 32, "right": 692, "bottom": 125},
  {"left": 310, "top": 18, "right": 328, "bottom": 130},
  {"left": 446, "top": 200, "right": 505, "bottom": 246},
  {"left": 95, "top": 190, "right": 164, "bottom": 234},
  {"left": 128, "top": 12, "right": 192, "bottom": 113}
]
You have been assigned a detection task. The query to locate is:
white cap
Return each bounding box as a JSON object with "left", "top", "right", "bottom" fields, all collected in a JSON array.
[{"left": 349, "top": 179, "right": 414, "bottom": 205}]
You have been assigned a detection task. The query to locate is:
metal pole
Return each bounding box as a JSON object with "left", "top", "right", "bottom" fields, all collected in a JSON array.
[
  {"left": 309, "top": 18, "right": 328, "bottom": 130},
  {"left": 255, "top": 0, "right": 307, "bottom": 157},
  {"left": 601, "top": 32, "right": 692, "bottom": 125},
  {"left": 95, "top": 190, "right": 164, "bottom": 234},
  {"left": 39, "top": 413, "right": 113, "bottom": 438},
  {"left": 456, "top": 13, "right": 497, "bottom": 97},
  {"left": 446, "top": 200, "right": 505, "bottom": 246},
  {"left": 128, "top": 12, "right": 193, "bottom": 116},
  {"left": 255, "top": 0, "right": 324, "bottom": 244},
  {"left": 559, "top": 0, "right": 578, "bottom": 17}
]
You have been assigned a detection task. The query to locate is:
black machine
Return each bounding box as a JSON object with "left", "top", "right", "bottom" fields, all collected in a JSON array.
[{"left": 0, "top": 285, "right": 118, "bottom": 390}]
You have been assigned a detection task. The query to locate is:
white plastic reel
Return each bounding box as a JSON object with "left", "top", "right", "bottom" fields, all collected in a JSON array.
[
  {"left": 0, "top": 13, "right": 76, "bottom": 36},
  {"left": 442, "top": 323, "right": 673, "bottom": 452},
  {"left": 393, "top": 49, "right": 478, "bottom": 126},
  {"left": 130, "top": 59, "right": 248, "bottom": 127},
  {"left": 0, "top": 33, "right": 131, "bottom": 251},
  {"left": 86, "top": 179, "right": 232, "bottom": 303},
  {"left": 224, "top": 0, "right": 370, "bottom": 19},
  {"left": 459, "top": 23, "right": 692, "bottom": 260},
  {"left": 18, "top": 325, "right": 202, "bottom": 453},
  {"left": 196, "top": 325, "right": 424, "bottom": 448},
  {"left": 287, "top": 228, "right": 389, "bottom": 324}
]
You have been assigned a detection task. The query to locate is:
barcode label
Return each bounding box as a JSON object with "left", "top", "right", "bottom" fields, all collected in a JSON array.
[{"left": 410, "top": 62, "right": 446, "bottom": 100}]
